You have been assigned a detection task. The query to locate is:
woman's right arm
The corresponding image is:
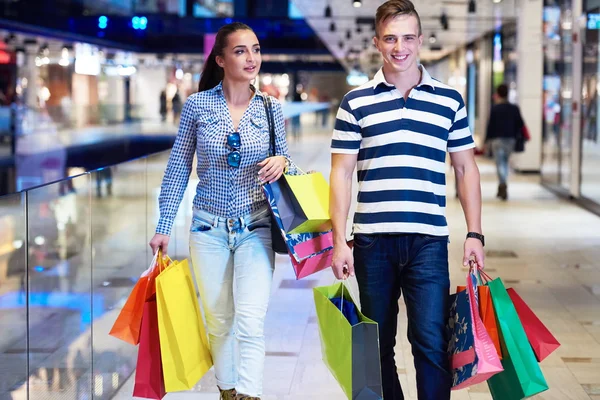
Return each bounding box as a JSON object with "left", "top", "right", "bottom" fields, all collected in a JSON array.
[{"left": 150, "top": 95, "right": 198, "bottom": 255}]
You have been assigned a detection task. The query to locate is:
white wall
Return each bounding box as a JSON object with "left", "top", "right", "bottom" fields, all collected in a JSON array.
[
  {"left": 132, "top": 65, "right": 169, "bottom": 121},
  {"left": 513, "top": 0, "right": 544, "bottom": 172}
]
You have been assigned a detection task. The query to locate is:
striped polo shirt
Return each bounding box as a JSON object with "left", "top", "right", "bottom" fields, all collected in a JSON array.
[{"left": 331, "top": 65, "right": 475, "bottom": 236}]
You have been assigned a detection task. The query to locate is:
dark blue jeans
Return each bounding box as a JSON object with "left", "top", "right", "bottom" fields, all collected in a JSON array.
[{"left": 354, "top": 234, "right": 451, "bottom": 400}]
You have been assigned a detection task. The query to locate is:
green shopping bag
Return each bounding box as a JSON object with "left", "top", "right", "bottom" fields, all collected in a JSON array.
[
  {"left": 313, "top": 282, "right": 382, "bottom": 400},
  {"left": 483, "top": 273, "right": 549, "bottom": 399}
]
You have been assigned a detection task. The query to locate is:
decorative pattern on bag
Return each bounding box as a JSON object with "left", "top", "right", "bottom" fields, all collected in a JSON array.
[
  {"left": 447, "top": 272, "right": 480, "bottom": 387},
  {"left": 263, "top": 182, "right": 333, "bottom": 261}
]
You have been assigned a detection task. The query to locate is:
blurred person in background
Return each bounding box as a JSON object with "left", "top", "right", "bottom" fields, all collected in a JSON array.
[{"left": 485, "top": 83, "right": 525, "bottom": 200}]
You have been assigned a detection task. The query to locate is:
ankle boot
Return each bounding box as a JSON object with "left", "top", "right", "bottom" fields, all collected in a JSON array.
[
  {"left": 235, "top": 394, "right": 260, "bottom": 400},
  {"left": 498, "top": 183, "right": 508, "bottom": 201},
  {"left": 219, "top": 388, "right": 236, "bottom": 400}
]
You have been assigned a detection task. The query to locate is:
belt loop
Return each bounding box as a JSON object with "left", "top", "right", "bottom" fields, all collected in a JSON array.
[
  {"left": 213, "top": 215, "right": 218, "bottom": 227},
  {"left": 239, "top": 216, "right": 246, "bottom": 230}
]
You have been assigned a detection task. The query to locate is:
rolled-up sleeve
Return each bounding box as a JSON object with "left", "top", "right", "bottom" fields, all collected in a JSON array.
[
  {"left": 447, "top": 97, "right": 475, "bottom": 153},
  {"left": 156, "top": 95, "right": 198, "bottom": 236}
]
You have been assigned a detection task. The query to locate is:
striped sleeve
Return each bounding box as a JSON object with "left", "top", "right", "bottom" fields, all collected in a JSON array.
[
  {"left": 447, "top": 96, "right": 475, "bottom": 153},
  {"left": 331, "top": 95, "right": 362, "bottom": 154}
]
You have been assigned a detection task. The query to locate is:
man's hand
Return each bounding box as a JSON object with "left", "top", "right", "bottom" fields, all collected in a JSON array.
[
  {"left": 332, "top": 242, "right": 354, "bottom": 280},
  {"left": 463, "top": 237, "right": 485, "bottom": 269}
]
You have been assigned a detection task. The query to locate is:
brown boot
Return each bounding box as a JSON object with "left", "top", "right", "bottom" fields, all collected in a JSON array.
[{"left": 219, "top": 388, "right": 236, "bottom": 400}]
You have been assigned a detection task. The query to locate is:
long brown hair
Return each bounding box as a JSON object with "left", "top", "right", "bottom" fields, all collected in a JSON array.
[{"left": 198, "top": 22, "right": 254, "bottom": 92}]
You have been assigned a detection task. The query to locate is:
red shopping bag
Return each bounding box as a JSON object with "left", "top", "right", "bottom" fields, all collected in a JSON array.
[
  {"left": 507, "top": 288, "right": 560, "bottom": 362},
  {"left": 133, "top": 297, "right": 166, "bottom": 399}
]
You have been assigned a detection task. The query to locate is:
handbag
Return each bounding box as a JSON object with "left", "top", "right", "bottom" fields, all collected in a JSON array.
[{"left": 262, "top": 95, "right": 288, "bottom": 254}]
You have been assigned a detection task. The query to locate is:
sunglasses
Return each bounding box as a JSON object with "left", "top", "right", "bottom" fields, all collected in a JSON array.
[{"left": 227, "top": 132, "right": 241, "bottom": 168}]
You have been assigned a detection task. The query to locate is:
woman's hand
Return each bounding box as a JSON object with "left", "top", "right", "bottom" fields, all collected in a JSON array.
[
  {"left": 149, "top": 233, "right": 170, "bottom": 255},
  {"left": 257, "top": 156, "right": 287, "bottom": 184}
]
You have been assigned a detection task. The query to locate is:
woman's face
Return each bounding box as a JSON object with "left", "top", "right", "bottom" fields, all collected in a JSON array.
[{"left": 216, "top": 29, "right": 261, "bottom": 83}]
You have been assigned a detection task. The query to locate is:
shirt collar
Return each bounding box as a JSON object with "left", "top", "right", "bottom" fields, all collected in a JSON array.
[
  {"left": 212, "top": 81, "right": 265, "bottom": 100},
  {"left": 372, "top": 65, "right": 436, "bottom": 91}
]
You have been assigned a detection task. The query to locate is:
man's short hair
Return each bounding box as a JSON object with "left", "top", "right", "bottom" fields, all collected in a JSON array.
[
  {"left": 375, "top": 0, "right": 422, "bottom": 37},
  {"left": 496, "top": 84, "right": 509, "bottom": 99}
]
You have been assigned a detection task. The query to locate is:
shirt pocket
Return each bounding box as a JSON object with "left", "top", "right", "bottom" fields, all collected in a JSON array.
[
  {"left": 197, "top": 113, "right": 226, "bottom": 149},
  {"left": 247, "top": 115, "right": 270, "bottom": 154}
]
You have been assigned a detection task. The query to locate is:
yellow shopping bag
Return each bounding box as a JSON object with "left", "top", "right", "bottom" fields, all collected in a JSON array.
[
  {"left": 283, "top": 172, "right": 331, "bottom": 234},
  {"left": 156, "top": 259, "right": 213, "bottom": 392}
]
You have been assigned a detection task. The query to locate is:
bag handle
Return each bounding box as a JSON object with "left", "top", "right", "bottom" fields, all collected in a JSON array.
[
  {"left": 261, "top": 95, "right": 306, "bottom": 175},
  {"left": 262, "top": 95, "right": 277, "bottom": 158}
]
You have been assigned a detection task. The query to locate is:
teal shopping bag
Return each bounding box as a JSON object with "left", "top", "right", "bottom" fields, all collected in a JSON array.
[{"left": 483, "top": 274, "right": 549, "bottom": 399}]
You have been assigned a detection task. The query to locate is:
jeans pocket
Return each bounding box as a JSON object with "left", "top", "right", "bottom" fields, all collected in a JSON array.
[
  {"left": 353, "top": 234, "right": 379, "bottom": 249},
  {"left": 247, "top": 216, "right": 271, "bottom": 232},
  {"left": 190, "top": 216, "right": 213, "bottom": 233}
]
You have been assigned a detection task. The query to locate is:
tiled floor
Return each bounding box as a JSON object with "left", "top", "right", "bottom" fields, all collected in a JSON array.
[
  {"left": 109, "top": 124, "right": 600, "bottom": 399},
  {"left": 2, "top": 114, "right": 599, "bottom": 399}
]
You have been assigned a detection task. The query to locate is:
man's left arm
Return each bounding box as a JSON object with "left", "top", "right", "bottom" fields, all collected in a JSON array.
[{"left": 450, "top": 149, "right": 485, "bottom": 269}]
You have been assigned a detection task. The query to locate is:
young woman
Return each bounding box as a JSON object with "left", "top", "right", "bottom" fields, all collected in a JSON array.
[{"left": 149, "top": 22, "right": 296, "bottom": 400}]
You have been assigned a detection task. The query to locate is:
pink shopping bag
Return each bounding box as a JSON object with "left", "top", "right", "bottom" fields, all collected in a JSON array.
[
  {"left": 290, "top": 240, "right": 353, "bottom": 280},
  {"left": 449, "top": 270, "right": 503, "bottom": 390}
]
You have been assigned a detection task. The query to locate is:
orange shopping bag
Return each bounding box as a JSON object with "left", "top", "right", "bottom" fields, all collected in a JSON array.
[
  {"left": 109, "top": 252, "right": 167, "bottom": 345},
  {"left": 457, "top": 284, "right": 502, "bottom": 360}
]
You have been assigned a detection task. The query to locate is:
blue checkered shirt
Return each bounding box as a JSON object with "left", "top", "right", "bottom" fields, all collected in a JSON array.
[{"left": 156, "top": 82, "right": 296, "bottom": 236}]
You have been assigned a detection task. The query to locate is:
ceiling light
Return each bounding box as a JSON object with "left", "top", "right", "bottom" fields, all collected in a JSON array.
[
  {"left": 492, "top": 0, "right": 502, "bottom": 3},
  {"left": 325, "top": 5, "right": 332, "bottom": 18},
  {"left": 429, "top": 33, "right": 437, "bottom": 44},
  {"left": 353, "top": 0, "right": 362, "bottom": 7},
  {"left": 330, "top": 22, "right": 336, "bottom": 32},
  {"left": 468, "top": 0, "right": 476, "bottom": 13}
]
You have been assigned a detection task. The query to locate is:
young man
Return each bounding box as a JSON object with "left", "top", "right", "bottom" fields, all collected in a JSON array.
[{"left": 329, "top": 1, "right": 485, "bottom": 399}]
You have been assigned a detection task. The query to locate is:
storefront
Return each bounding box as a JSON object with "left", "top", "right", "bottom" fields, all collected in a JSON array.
[{"left": 580, "top": 0, "right": 600, "bottom": 204}]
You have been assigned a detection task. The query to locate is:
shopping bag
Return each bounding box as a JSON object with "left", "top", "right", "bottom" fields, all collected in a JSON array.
[
  {"left": 448, "top": 271, "right": 503, "bottom": 390},
  {"left": 314, "top": 282, "right": 383, "bottom": 400},
  {"left": 263, "top": 182, "right": 335, "bottom": 279},
  {"left": 507, "top": 288, "right": 560, "bottom": 362},
  {"left": 109, "top": 253, "right": 161, "bottom": 345},
  {"left": 133, "top": 297, "right": 166, "bottom": 399},
  {"left": 457, "top": 283, "right": 502, "bottom": 359},
  {"left": 483, "top": 272, "right": 549, "bottom": 399},
  {"left": 156, "top": 259, "right": 213, "bottom": 392},
  {"left": 266, "top": 173, "right": 331, "bottom": 235},
  {"left": 263, "top": 181, "right": 333, "bottom": 260}
]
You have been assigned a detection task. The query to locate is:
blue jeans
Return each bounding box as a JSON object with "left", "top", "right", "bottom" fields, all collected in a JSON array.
[
  {"left": 189, "top": 207, "right": 275, "bottom": 397},
  {"left": 353, "top": 234, "right": 451, "bottom": 400},
  {"left": 491, "top": 138, "right": 516, "bottom": 185}
]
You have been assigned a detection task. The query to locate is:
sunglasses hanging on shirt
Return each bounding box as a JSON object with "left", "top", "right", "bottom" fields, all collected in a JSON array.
[{"left": 227, "top": 132, "right": 241, "bottom": 168}]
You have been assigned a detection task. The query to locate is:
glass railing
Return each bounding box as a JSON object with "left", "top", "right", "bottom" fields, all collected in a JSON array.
[{"left": 0, "top": 149, "right": 192, "bottom": 399}]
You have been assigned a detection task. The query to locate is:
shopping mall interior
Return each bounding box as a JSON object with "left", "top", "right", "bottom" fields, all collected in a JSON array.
[{"left": 1, "top": 0, "right": 600, "bottom": 399}]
